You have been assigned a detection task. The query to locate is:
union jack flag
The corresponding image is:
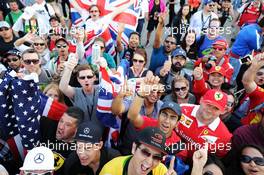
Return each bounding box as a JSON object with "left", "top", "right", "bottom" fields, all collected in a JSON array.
[{"left": 69, "top": 0, "right": 140, "bottom": 56}]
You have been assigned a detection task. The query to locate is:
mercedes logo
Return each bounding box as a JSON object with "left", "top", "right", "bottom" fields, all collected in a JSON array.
[
  {"left": 84, "top": 127, "right": 90, "bottom": 134},
  {"left": 34, "top": 153, "right": 44, "bottom": 164}
]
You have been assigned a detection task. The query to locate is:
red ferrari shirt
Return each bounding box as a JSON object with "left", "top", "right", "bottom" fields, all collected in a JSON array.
[{"left": 177, "top": 104, "right": 232, "bottom": 158}]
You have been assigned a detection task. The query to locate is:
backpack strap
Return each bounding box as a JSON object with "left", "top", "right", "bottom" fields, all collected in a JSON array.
[
  {"left": 8, "top": 13, "right": 14, "bottom": 26},
  {"left": 44, "top": 3, "right": 51, "bottom": 17},
  {"left": 44, "top": 69, "right": 52, "bottom": 80}
]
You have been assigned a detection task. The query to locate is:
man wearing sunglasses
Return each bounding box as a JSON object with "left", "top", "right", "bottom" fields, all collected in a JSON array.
[
  {"left": 241, "top": 53, "right": 264, "bottom": 125},
  {"left": 0, "top": 21, "right": 18, "bottom": 57},
  {"left": 100, "top": 127, "right": 176, "bottom": 175},
  {"left": 4, "top": 48, "right": 22, "bottom": 72},
  {"left": 156, "top": 47, "right": 192, "bottom": 93},
  {"left": 19, "top": 146, "right": 55, "bottom": 175},
  {"left": 195, "top": 40, "right": 233, "bottom": 83}
]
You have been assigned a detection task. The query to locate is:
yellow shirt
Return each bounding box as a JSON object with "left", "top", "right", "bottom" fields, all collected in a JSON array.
[{"left": 99, "top": 156, "right": 168, "bottom": 175}]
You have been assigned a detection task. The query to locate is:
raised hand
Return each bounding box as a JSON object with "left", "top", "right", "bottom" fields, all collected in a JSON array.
[
  {"left": 193, "top": 63, "right": 204, "bottom": 80},
  {"left": 64, "top": 53, "right": 78, "bottom": 71},
  {"left": 160, "top": 59, "right": 172, "bottom": 76},
  {"left": 165, "top": 156, "right": 177, "bottom": 175}
]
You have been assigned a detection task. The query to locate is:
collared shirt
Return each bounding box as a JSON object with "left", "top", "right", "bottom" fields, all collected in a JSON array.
[{"left": 177, "top": 104, "right": 232, "bottom": 158}]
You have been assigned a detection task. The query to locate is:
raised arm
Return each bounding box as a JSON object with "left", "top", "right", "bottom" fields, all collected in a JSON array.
[
  {"left": 242, "top": 53, "right": 264, "bottom": 93},
  {"left": 59, "top": 54, "right": 78, "bottom": 99},
  {"left": 153, "top": 13, "right": 166, "bottom": 49},
  {"left": 116, "top": 23, "right": 125, "bottom": 53}
]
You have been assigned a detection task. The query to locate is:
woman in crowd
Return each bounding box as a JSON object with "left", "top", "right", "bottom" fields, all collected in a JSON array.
[
  {"left": 127, "top": 48, "right": 151, "bottom": 79},
  {"left": 172, "top": 4, "right": 191, "bottom": 44},
  {"left": 163, "top": 75, "right": 196, "bottom": 104},
  {"left": 181, "top": 29, "right": 197, "bottom": 61}
]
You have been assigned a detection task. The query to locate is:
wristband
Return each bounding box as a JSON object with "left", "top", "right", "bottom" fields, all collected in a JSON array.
[{"left": 136, "top": 90, "right": 145, "bottom": 98}]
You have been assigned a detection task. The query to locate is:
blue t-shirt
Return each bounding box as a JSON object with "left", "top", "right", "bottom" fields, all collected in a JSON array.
[
  {"left": 197, "top": 35, "right": 225, "bottom": 57},
  {"left": 231, "top": 24, "right": 263, "bottom": 57},
  {"left": 149, "top": 45, "right": 169, "bottom": 72}
]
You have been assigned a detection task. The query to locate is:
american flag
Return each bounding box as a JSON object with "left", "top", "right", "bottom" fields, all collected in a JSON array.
[
  {"left": 69, "top": 0, "right": 140, "bottom": 56},
  {"left": 97, "top": 59, "right": 129, "bottom": 128}
]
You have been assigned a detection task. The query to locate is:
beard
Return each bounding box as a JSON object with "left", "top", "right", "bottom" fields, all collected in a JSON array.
[{"left": 171, "top": 62, "right": 183, "bottom": 72}]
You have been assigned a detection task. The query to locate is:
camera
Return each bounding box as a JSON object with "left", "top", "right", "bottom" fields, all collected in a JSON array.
[{"left": 205, "top": 56, "right": 217, "bottom": 70}]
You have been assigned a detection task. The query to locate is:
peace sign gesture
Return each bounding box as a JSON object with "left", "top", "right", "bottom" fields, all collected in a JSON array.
[{"left": 165, "top": 156, "right": 177, "bottom": 175}]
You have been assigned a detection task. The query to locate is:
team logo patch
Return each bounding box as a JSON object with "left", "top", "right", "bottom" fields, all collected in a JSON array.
[
  {"left": 215, "top": 66, "right": 221, "bottom": 71},
  {"left": 53, "top": 152, "right": 65, "bottom": 171},
  {"left": 214, "top": 92, "right": 223, "bottom": 101},
  {"left": 199, "top": 129, "right": 218, "bottom": 144},
  {"left": 180, "top": 114, "right": 193, "bottom": 128},
  {"left": 34, "top": 153, "right": 44, "bottom": 164},
  {"left": 84, "top": 127, "right": 90, "bottom": 134}
]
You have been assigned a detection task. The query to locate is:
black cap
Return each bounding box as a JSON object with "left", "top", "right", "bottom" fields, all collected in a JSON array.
[
  {"left": 75, "top": 122, "right": 102, "bottom": 143},
  {"left": 4, "top": 49, "right": 21, "bottom": 58},
  {"left": 160, "top": 101, "right": 182, "bottom": 116},
  {"left": 49, "top": 15, "right": 59, "bottom": 22},
  {"left": 137, "top": 127, "right": 167, "bottom": 154},
  {"left": 55, "top": 37, "right": 68, "bottom": 45}
]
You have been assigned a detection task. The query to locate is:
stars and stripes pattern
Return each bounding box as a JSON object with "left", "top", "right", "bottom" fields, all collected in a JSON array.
[
  {"left": 96, "top": 59, "right": 129, "bottom": 128},
  {"left": 70, "top": 0, "right": 139, "bottom": 56}
]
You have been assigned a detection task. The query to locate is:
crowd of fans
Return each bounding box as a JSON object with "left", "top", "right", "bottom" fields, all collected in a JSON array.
[{"left": 0, "top": 0, "right": 264, "bottom": 174}]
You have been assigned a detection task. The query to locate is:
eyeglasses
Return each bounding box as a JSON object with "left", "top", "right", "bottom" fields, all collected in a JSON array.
[
  {"left": 227, "top": 101, "right": 234, "bottom": 107},
  {"left": 213, "top": 47, "right": 225, "bottom": 51},
  {"left": 24, "top": 171, "right": 52, "bottom": 175},
  {"left": 78, "top": 75, "right": 94, "bottom": 80},
  {"left": 175, "top": 87, "right": 187, "bottom": 92},
  {"left": 90, "top": 10, "right": 99, "bottom": 13},
  {"left": 132, "top": 59, "right": 144, "bottom": 63},
  {"left": 34, "top": 43, "right": 45, "bottom": 47},
  {"left": 138, "top": 147, "right": 163, "bottom": 162},
  {"left": 0, "top": 27, "right": 9, "bottom": 31},
  {"left": 23, "top": 59, "right": 40, "bottom": 65},
  {"left": 208, "top": 4, "right": 215, "bottom": 7},
  {"left": 160, "top": 111, "right": 179, "bottom": 121},
  {"left": 7, "top": 58, "right": 19, "bottom": 62},
  {"left": 241, "top": 155, "right": 264, "bottom": 166},
  {"left": 165, "top": 40, "right": 176, "bottom": 45},
  {"left": 56, "top": 44, "right": 67, "bottom": 49}
]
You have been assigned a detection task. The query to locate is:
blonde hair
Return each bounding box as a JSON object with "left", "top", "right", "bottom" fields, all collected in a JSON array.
[{"left": 43, "top": 83, "right": 65, "bottom": 103}]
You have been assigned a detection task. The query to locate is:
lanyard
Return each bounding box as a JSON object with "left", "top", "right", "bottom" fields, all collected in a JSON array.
[{"left": 201, "top": 12, "right": 211, "bottom": 29}]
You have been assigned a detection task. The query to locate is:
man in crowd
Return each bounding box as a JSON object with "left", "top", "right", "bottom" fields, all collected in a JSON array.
[
  {"left": 64, "top": 122, "right": 120, "bottom": 175},
  {"left": 177, "top": 89, "right": 232, "bottom": 159},
  {"left": 100, "top": 127, "right": 176, "bottom": 175},
  {"left": 4, "top": 0, "right": 23, "bottom": 26},
  {"left": 148, "top": 14, "right": 177, "bottom": 72},
  {"left": 4, "top": 48, "right": 22, "bottom": 72},
  {"left": 0, "top": 21, "right": 18, "bottom": 56}
]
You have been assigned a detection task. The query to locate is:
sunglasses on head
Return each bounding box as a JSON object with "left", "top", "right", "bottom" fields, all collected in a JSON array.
[
  {"left": 34, "top": 43, "right": 45, "bottom": 47},
  {"left": 7, "top": 58, "right": 19, "bottom": 62},
  {"left": 138, "top": 147, "right": 163, "bottom": 161},
  {"left": 78, "top": 75, "right": 94, "bottom": 80},
  {"left": 240, "top": 155, "right": 264, "bottom": 166},
  {"left": 23, "top": 59, "right": 39, "bottom": 65},
  {"left": 132, "top": 59, "right": 144, "bottom": 63},
  {"left": 56, "top": 44, "right": 67, "bottom": 49},
  {"left": 165, "top": 40, "right": 176, "bottom": 45},
  {"left": 0, "top": 27, "right": 9, "bottom": 31},
  {"left": 175, "top": 86, "right": 187, "bottom": 92}
]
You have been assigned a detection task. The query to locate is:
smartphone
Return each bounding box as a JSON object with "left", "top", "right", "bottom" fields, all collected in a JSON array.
[{"left": 240, "top": 55, "right": 252, "bottom": 64}]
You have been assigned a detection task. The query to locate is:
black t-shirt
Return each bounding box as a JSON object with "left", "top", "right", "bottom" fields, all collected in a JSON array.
[
  {"left": 0, "top": 36, "right": 18, "bottom": 57},
  {"left": 0, "top": 0, "right": 10, "bottom": 18},
  {"left": 63, "top": 147, "right": 121, "bottom": 175}
]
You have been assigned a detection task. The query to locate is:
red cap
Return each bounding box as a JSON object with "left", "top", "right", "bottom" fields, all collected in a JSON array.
[
  {"left": 201, "top": 89, "right": 227, "bottom": 112},
  {"left": 212, "top": 40, "right": 228, "bottom": 49},
  {"left": 209, "top": 66, "right": 226, "bottom": 77}
]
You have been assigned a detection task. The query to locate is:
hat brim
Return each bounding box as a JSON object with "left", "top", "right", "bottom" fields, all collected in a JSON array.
[
  {"left": 139, "top": 141, "right": 167, "bottom": 155},
  {"left": 201, "top": 99, "right": 225, "bottom": 112},
  {"left": 209, "top": 71, "right": 226, "bottom": 77},
  {"left": 160, "top": 107, "right": 181, "bottom": 117}
]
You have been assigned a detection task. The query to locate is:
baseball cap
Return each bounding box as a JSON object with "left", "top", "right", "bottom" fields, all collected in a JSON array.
[
  {"left": 212, "top": 40, "right": 228, "bottom": 49},
  {"left": 4, "top": 49, "right": 21, "bottom": 58},
  {"left": 137, "top": 127, "right": 167, "bottom": 154},
  {"left": 0, "top": 21, "right": 10, "bottom": 29},
  {"left": 20, "top": 146, "right": 55, "bottom": 171},
  {"left": 171, "top": 48, "right": 187, "bottom": 59},
  {"left": 200, "top": 89, "right": 228, "bottom": 112},
  {"left": 160, "top": 101, "right": 182, "bottom": 117},
  {"left": 21, "top": 6, "right": 36, "bottom": 20},
  {"left": 209, "top": 66, "right": 226, "bottom": 77},
  {"left": 203, "top": 0, "right": 214, "bottom": 5},
  {"left": 49, "top": 15, "right": 59, "bottom": 22},
  {"left": 75, "top": 122, "right": 102, "bottom": 143},
  {"left": 55, "top": 37, "right": 69, "bottom": 45}
]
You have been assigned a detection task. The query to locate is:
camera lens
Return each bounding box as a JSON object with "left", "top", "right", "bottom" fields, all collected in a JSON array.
[{"left": 205, "top": 63, "right": 212, "bottom": 70}]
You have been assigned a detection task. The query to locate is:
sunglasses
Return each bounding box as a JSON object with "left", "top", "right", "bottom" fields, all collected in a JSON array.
[
  {"left": 240, "top": 155, "right": 264, "bottom": 166},
  {"left": 23, "top": 59, "right": 40, "bottom": 65},
  {"left": 165, "top": 40, "right": 176, "bottom": 45},
  {"left": 132, "top": 59, "right": 144, "bottom": 63},
  {"left": 138, "top": 147, "right": 163, "bottom": 161},
  {"left": 0, "top": 27, "right": 9, "bottom": 31},
  {"left": 213, "top": 47, "right": 225, "bottom": 51},
  {"left": 256, "top": 72, "right": 264, "bottom": 76},
  {"left": 34, "top": 43, "right": 45, "bottom": 46},
  {"left": 7, "top": 58, "right": 19, "bottom": 62},
  {"left": 90, "top": 10, "right": 99, "bottom": 13},
  {"left": 175, "top": 87, "right": 187, "bottom": 92},
  {"left": 56, "top": 44, "right": 67, "bottom": 49},
  {"left": 78, "top": 75, "right": 94, "bottom": 80}
]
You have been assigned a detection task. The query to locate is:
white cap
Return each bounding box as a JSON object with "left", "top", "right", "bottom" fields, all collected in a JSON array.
[
  {"left": 20, "top": 146, "right": 55, "bottom": 171},
  {"left": 21, "top": 6, "right": 36, "bottom": 20},
  {"left": 0, "top": 21, "right": 10, "bottom": 28},
  {"left": 0, "top": 164, "right": 8, "bottom": 175}
]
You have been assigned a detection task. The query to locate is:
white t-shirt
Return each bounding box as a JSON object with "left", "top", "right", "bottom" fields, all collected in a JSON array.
[{"left": 138, "top": 0, "right": 149, "bottom": 19}]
